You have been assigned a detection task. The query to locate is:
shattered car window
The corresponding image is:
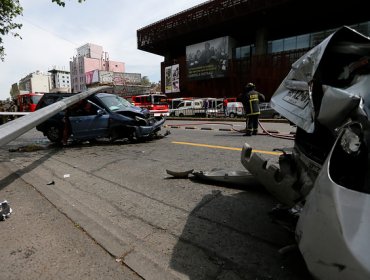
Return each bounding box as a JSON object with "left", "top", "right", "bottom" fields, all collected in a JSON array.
[{"left": 99, "top": 95, "right": 133, "bottom": 112}]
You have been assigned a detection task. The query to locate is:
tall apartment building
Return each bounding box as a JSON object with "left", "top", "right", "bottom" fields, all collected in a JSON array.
[
  {"left": 48, "top": 67, "right": 71, "bottom": 93},
  {"left": 69, "top": 43, "right": 125, "bottom": 93},
  {"left": 18, "top": 70, "right": 50, "bottom": 93}
]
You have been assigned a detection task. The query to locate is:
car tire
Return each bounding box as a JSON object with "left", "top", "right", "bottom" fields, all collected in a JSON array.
[
  {"left": 46, "top": 125, "right": 63, "bottom": 143},
  {"left": 229, "top": 112, "right": 235, "bottom": 118},
  {"left": 179, "top": 113, "right": 184, "bottom": 117}
]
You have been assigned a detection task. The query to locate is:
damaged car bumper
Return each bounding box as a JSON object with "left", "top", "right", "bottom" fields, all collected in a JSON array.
[{"left": 134, "top": 117, "right": 166, "bottom": 138}]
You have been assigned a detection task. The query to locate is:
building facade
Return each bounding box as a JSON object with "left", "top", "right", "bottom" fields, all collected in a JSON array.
[
  {"left": 18, "top": 71, "right": 50, "bottom": 93},
  {"left": 48, "top": 68, "right": 71, "bottom": 93},
  {"left": 137, "top": 0, "right": 370, "bottom": 100},
  {"left": 69, "top": 43, "right": 125, "bottom": 93}
]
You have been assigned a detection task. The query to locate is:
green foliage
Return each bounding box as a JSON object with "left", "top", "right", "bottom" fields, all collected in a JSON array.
[
  {"left": 0, "top": 0, "right": 86, "bottom": 61},
  {"left": 0, "top": 0, "right": 23, "bottom": 61},
  {"left": 141, "top": 76, "right": 150, "bottom": 86},
  {"left": 52, "top": 0, "right": 86, "bottom": 7}
]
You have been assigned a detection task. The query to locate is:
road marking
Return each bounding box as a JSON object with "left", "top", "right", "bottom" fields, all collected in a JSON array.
[{"left": 172, "top": 141, "right": 282, "bottom": 156}]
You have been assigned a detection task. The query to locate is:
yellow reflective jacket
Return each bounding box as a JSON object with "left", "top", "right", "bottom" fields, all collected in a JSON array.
[{"left": 242, "top": 90, "right": 264, "bottom": 116}]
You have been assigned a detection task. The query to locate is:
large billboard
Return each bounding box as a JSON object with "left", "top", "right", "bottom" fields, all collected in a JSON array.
[
  {"left": 165, "top": 64, "right": 180, "bottom": 93},
  {"left": 85, "top": 70, "right": 141, "bottom": 85},
  {"left": 186, "top": 36, "right": 232, "bottom": 80}
]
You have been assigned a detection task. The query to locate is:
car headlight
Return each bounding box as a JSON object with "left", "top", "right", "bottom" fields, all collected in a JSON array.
[{"left": 135, "top": 116, "right": 147, "bottom": 123}]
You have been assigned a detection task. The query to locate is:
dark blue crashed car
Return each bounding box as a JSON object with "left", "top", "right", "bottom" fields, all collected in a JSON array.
[{"left": 36, "top": 92, "right": 166, "bottom": 144}]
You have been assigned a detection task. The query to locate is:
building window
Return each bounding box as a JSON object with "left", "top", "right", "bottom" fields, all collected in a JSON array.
[
  {"left": 235, "top": 45, "right": 254, "bottom": 60},
  {"left": 284, "top": 36, "right": 296, "bottom": 51},
  {"left": 270, "top": 39, "right": 283, "bottom": 53},
  {"left": 296, "top": 34, "right": 310, "bottom": 49}
]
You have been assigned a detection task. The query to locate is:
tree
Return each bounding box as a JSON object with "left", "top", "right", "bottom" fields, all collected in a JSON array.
[
  {"left": 0, "top": 0, "right": 23, "bottom": 61},
  {"left": 0, "top": 0, "right": 85, "bottom": 61},
  {"left": 141, "top": 76, "right": 150, "bottom": 86}
]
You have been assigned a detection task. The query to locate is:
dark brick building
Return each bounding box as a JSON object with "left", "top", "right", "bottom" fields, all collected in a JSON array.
[{"left": 137, "top": 0, "right": 369, "bottom": 100}]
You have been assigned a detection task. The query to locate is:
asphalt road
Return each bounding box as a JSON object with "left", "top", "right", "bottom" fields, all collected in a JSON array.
[{"left": 0, "top": 120, "right": 312, "bottom": 280}]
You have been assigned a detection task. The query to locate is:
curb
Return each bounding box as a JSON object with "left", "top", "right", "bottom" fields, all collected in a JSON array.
[
  {"left": 163, "top": 125, "right": 233, "bottom": 131},
  {"left": 166, "top": 117, "right": 289, "bottom": 123},
  {"left": 2, "top": 161, "right": 185, "bottom": 280}
]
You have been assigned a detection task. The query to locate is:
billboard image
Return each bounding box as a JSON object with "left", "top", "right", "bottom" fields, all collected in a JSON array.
[
  {"left": 88, "top": 71, "right": 142, "bottom": 85},
  {"left": 165, "top": 64, "right": 180, "bottom": 93},
  {"left": 186, "top": 36, "right": 232, "bottom": 80},
  {"left": 85, "top": 70, "right": 99, "bottom": 85}
]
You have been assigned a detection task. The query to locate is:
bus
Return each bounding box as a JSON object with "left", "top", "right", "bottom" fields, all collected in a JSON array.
[
  {"left": 17, "top": 92, "right": 44, "bottom": 112},
  {"left": 129, "top": 94, "right": 169, "bottom": 117}
]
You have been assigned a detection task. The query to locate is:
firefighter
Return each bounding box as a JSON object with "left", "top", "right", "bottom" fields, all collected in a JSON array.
[{"left": 240, "top": 83, "right": 265, "bottom": 136}]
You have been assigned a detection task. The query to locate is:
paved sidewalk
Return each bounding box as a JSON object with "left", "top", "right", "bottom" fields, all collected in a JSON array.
[{"left": 0, "top": 161, "right": 142, "bottom": 280}]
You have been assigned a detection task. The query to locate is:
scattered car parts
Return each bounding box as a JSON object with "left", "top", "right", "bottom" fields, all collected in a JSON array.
[
  {"left": 0, "top": 200, "right": 12, "bottom": 221},
  {"left": 166, "top": 168, "right": 260, "bottom": 188}
]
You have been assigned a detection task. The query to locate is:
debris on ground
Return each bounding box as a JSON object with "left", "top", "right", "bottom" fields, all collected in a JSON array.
[
  {"left": 0, "top": 200, "right": 12, "bottom": 221},
  {"left": 8, "top": 144, "right": 46, "bottom": 153},
  {"left": 166, "top": 168, "right": 261, "bottom": 188}
]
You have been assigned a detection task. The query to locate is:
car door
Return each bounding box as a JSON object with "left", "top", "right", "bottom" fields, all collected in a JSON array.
[{"left": 69, "top": 102, "right": 109, "bottom": 140}]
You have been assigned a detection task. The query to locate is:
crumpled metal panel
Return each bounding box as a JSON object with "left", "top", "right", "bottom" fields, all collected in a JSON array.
[
  {"left": 317, "top": 85, "right": 361, "bottom": 131},
  {"left": 270, "top": 26, "right": 370, "bottom": 133},
  {"left": 249, "top": 26, "right": 370, "bottom": 279}
]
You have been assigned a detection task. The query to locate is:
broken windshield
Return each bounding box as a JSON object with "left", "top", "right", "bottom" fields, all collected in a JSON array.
[{"left": 99, "top": 95, "right": 133, "bottom": 112}]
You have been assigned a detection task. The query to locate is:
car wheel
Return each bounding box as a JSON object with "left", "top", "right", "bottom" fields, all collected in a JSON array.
[
  {"left": 229, "top": 112, "right": 235, "bottom": 118},
  {"left": 179, "top": 113, "right": 184, "bottom": 117},
  {"left": 88, "top": 139, "right": 98, "bottom": 144},
  {"left": 46, "top": 125, "right": 62, "bottom": 143},
  {"left": 127, "top": 129, "right": 138, "bottom": 143}
]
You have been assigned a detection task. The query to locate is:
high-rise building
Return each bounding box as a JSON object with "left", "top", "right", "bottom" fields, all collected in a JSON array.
[
  {"left": 69, "top": 43, "right": 125, "bottom": 93},
  {"left": 48, "top": 67, "right": 71, "bottom": 93}
]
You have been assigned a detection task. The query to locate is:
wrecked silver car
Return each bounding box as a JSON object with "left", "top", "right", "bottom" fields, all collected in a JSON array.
[{"left": 242, "top": 26, "right": 370, "bottom": 279}]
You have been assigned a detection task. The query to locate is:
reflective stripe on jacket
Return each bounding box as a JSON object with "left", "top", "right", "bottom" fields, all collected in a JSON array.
[{"left": 247, "top": 93, "right": 260, "bottom": 116}]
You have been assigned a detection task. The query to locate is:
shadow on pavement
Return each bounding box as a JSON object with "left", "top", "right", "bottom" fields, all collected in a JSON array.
[{"left": 169, "top": 190, "right": 312, "bottom": 279}]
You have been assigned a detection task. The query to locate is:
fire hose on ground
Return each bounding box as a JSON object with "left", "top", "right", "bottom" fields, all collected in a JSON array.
[{"left": 165, "top": 120, "right": 295, "bottom": 140}]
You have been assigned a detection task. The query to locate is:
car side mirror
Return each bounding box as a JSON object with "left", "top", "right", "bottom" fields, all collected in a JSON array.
[{"left": 97, "top": 109, "right": 105, "bottom": 116}]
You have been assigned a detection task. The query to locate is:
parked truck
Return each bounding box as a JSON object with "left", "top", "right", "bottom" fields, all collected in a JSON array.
[{"left": 172, "top": 99, "right": 205, "bottom": 117}]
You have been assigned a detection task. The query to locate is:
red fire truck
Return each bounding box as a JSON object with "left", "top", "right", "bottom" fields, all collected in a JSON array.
[
  {"left": 129, "top": 94, "right": 169, "bottom": 117},
  {"left": 17, "top": 92, "right": 44, "bottom": 112}
]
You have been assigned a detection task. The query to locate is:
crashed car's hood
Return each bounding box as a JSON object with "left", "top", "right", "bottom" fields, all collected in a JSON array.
[
  {"left": 271, "top": 26, "right": 370, "bottom": 133},
  {"left": 114, "top": 107, "right": 150, "bottom": 117}
]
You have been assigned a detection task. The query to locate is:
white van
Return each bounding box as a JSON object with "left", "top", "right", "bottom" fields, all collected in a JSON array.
[
  {"left": 173, "top": 99, "right": 204, "bottom": 117},
  {"left": 225, "top": 102, "right": 244, "bottom": 118}
]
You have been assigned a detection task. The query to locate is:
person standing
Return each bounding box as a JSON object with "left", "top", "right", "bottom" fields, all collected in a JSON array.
[
  {"left": 222, "top": 96, "right": 228, "bottom": 115},
  {"left": 240, "top": 83, "right": 265, "bottom": 136},
  {"left": 203, "top": 99, "right": 209, "bottom": 117}
]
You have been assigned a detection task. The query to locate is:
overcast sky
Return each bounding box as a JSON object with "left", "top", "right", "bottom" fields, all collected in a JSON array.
[{"left": 0, "top": 0, "right": 206, "bottom": 100}]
